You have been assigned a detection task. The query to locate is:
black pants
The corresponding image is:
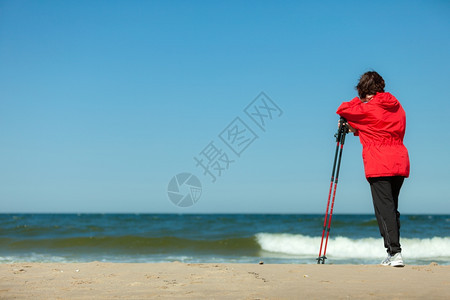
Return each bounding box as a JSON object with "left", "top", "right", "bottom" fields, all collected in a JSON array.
[{"left": 368, "top": 176, "right": 405, "bottom": 255}]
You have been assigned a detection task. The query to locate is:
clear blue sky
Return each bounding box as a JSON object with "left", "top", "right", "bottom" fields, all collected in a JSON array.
[{"left": 1, "top": 0, "right": 449, "bottom": 213}]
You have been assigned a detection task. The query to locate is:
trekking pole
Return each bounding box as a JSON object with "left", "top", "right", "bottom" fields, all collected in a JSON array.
[{"left": 317, "top": 117, "right": 348, "bottom": 264}]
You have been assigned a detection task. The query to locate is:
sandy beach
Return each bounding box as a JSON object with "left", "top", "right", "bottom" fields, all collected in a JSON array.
[{"left": 0, "top": 262, "right": 448, "bottom": 299}]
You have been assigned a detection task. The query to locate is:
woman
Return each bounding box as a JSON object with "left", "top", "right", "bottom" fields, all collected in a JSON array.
[{"left": 337, "top": 71, "right": 410, "bottom": 267}]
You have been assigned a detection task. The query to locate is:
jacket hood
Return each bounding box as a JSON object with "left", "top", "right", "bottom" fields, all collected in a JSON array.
[{"left": 373, "top": 92, "right": 399, "bottom": 110}]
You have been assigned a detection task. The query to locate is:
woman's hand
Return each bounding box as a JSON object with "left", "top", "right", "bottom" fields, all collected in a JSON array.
[
  {"left": 347, "top": 123, "right": 356, "bottom": 133},
  {"left": 338, "top": 120, "right": 357, "bottom": 133}
]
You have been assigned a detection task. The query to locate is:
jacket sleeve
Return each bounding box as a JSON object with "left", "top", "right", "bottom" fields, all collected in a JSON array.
[
  {"left": 336, "top": 97, "right": 377, "bottom": 132},
  {"left": 336, "top": 97, "right": 366, "bottom": 122}
]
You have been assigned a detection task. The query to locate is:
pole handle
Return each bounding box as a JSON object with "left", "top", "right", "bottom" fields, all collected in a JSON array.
[{"left": 335, "top": 117, "right": 349, "bottom": 142}]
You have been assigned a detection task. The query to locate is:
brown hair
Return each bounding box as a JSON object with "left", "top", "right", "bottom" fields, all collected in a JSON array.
[{"left": 356, "top": 71, "right": 385, "bottom": 99}]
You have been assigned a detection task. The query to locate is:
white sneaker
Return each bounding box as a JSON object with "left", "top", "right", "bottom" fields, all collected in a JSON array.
[
  {"left": 390, "top": 253, "right": 405, "bottom": 267},
  {"left": 381, "top": 253, "right": 405, "bottom": 267},
  {"left": 381, "top": 254, "right": 391, "bottom": 266}
]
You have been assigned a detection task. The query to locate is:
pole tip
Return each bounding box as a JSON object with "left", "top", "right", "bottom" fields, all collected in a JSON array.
[{"left": 316, "top": 256, "right": 327, "bottom": 264}]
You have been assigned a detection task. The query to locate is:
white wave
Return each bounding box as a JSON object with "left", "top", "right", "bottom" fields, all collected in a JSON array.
[
  {"left": 255, "top": 233, "right": 450, "bottom": 260},
  {"left": 0, "top": 253, "right": 71, "bottom": 263}
]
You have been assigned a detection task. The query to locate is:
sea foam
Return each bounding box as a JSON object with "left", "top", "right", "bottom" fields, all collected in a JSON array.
[{"left": 255, "top": 233, "right": 450, "bottom": 260}]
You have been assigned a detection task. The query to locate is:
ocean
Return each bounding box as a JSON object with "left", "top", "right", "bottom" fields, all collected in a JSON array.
[{"left": 0, "top": 214, "right": 448, "bottom": 265}]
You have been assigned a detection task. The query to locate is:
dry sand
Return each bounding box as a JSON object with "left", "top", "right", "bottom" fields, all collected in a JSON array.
[{"left": 0, "top": 262, "right": 448, "bottom": 299}]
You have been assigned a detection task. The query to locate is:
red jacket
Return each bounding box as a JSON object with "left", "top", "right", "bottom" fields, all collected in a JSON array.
[{"left": 336, "top": 92, "right": 410, "bottom": 178}]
